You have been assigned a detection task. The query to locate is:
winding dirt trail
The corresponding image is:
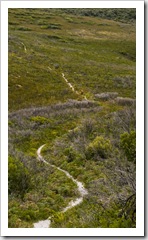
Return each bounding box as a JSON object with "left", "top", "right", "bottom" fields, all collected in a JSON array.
[
  {"left": 34, "top": 71, "right": 89, "bottom": 228},
  {"left": 33, "top": 144, "right": 88, "bottom": 228}
]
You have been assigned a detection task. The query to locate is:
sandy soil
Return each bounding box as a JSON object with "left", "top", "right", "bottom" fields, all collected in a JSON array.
[{"left": 33, "top": 144, "right": 88, "bottom": 228}]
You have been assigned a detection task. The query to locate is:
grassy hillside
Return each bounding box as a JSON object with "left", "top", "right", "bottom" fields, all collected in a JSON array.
[
  {"left": 9, "top": 8, "right": 135, "bottom": 111},
  {"left": 8, "top": 8, "right": 136, "bottom": 228}
]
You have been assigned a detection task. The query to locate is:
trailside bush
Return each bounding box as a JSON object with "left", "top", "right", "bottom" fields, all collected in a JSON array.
[
  {"left": 8, "top": 156, "right": 31, "bottom": 196},
  {"left": 30, "top": 116, "right": 51, "bottom": 125},
  {"left": 85, "top": 136, "right": 112, "bottom": 160},
  {"left": 120, "top": 131, "right": 136, "bottom": 163},
  {"left": 64, "top": 147, "right": 77, "bottom": 162}
]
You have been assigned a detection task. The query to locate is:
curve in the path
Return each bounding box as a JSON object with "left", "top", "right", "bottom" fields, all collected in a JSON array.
[{"left": 33, "top": 144, "right": 88, "bottom": 228}]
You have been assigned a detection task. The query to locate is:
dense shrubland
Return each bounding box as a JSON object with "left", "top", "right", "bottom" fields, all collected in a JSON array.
[
  {"left": 43, "top": 105, "right": 136, "bottom": 227},
  {"left": 8, "top": 102, "right": 136, "bottom": 227},
  {"left": 60, "top": 8, "right": 136, "bottom": 23},
  {"left": 8, "top": 8, "right": 136, "bottom": 228}
]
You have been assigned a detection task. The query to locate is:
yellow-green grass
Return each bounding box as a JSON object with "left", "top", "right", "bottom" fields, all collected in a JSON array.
[
  {"left": 8, "top": 8, "right": 136, "bottom": 228},
  {"left": 9, "top": 8, "right": 135, "bottom": 111}
]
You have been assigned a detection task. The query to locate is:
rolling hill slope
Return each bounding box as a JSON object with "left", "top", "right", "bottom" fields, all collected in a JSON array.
[{"left": 8, "top": 8, "right": 136, "bottom": 228}]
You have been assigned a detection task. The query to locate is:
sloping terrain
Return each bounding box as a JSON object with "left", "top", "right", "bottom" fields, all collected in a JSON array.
[{"left": 8, "top": 8, "right": 136, "bottom": 228}]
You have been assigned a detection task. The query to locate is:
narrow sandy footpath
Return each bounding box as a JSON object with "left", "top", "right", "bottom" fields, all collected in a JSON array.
[
  {"left": 62, "top": 73, "right": 79, "bottom": 94},
  {"left": 62, "top": 73, "right": 88, "bottom": 100},
  {"left": 33, "top": 144, "right": 88, "bottom": 228},
  {"left": 21, "top": 42, "right": 27, "bottom": 52}
]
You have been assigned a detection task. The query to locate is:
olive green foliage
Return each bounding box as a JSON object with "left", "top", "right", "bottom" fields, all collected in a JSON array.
[
  {"left": 64, "top": 147, "right": 77, "bottom": 162},
  {"left": 8, "top": 156, "right": 31, "bottom": 196},
  {"left": 8, "top": 8, "right": 136, "bottom": 228},
  {"left": 8, "top": 104, "right": 136, "bottom": 228},
  {"left": 8, "top": 153, "right": 78, "bottom": 227},
  {"left": 30, "top": 116, "right": 51, "bottom": 125},
  {"left": 120, "top": 131, "right": 136, "bottom": 163},
  {"left": 9, "top": 8, "right": 135, "bottom": 111},
  {"left": 86, "top": 136, "right": 112, "bottom": 160},
  {"left": 61, "top": 8, "right": 136, "bottom": 23},
  {"left": 52, "top": 202, "right": 134, "bottom": 228}
]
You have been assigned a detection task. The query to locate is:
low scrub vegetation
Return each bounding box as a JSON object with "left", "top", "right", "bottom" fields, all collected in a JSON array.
[
  {"left": 94, "top": 92, "right": 118, "bottom": 101},
  {"left": 8, "top": 8, "right": 136, "bottom": 228},
  {"left": 60, "top": 8, "right": 136, "bottom": 23},
  {"left": 85, "top": 136, "right": 112, "bottom": 160},
  {"left": 116, "top": 97, "right": 135, "bottom": 106}
]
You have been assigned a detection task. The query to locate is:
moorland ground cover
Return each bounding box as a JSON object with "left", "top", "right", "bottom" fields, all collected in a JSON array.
[{"left": 8, "top": 8, "right": 136, "bottom": 228}]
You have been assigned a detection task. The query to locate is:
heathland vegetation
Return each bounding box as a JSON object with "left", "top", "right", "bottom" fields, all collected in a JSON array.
[{"left": 8, "top": 8, "right": 136, "bottom": 228}]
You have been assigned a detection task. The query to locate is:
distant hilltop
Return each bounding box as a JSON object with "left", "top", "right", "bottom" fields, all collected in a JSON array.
[{"left": 59, "top": 8, "right": 136, "bottom": 23}]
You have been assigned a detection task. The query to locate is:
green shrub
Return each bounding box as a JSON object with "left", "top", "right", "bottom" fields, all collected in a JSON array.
[
  {"left": 8, "top": 156, "right": 31, "bottom": 196},
  {"left": 120, "top": 131, "right": 136, "bottom": 163},
  {"left": 64, "top": 146, "right": 77, "bottom": 162},
  {"left": 30, "top": 116, "right": 50, "bottom": 125},
  {"left": 8, "top": 214, "right": 22, "bottom": 228},
  {"left": 85, "top": 136, "right": 112, "bottom": 160}
]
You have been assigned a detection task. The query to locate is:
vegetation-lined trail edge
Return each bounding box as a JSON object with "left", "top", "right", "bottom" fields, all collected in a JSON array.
[
  {"left": 61, "top": 72, "right": 88, "bottom": 100},
  {"left": 8, "top": 8, "right": 136, "bottom": 228},
  {"left": 34, "top": 144, "right": 88, "bottom": 228}
]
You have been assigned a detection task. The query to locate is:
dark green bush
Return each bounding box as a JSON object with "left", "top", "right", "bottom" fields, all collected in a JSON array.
[
  {"left": 64, "top": 146, "right": 76, "bottom": 162},
  {"left": 8, "top": 156, "right": 31, "bottom": 196},
  {"left": 120, "top": 131, "right": 136, "bottom": 163},
  {"left": 61, "top": 8, "right": 136, "bottom": 22}
]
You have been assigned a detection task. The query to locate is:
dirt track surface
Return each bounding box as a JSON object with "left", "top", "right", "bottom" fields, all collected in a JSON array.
[{"left": 33, "top": 144, "right": 88, "bottom": 228}]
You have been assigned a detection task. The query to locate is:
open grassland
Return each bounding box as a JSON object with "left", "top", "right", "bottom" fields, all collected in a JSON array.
[
  {"left": 8, "top": 8, "right": 136, "bottom": 228},
  {"left": 9, "top": 8, "right": 135, "bottom": 111}
]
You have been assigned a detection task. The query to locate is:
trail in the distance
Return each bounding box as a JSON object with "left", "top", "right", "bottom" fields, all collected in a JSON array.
[
  {"left": 33, "top": 144, "right": 88, "bottom": 228},
  {"left": 62, "top": 73, "right": 88, "bottom": 100},
  {"left": 21, "top": 42, "right": 27, "bottom": 52},
  {"left": 47, "top": 69, "right": 88, "bottom": 100}
]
